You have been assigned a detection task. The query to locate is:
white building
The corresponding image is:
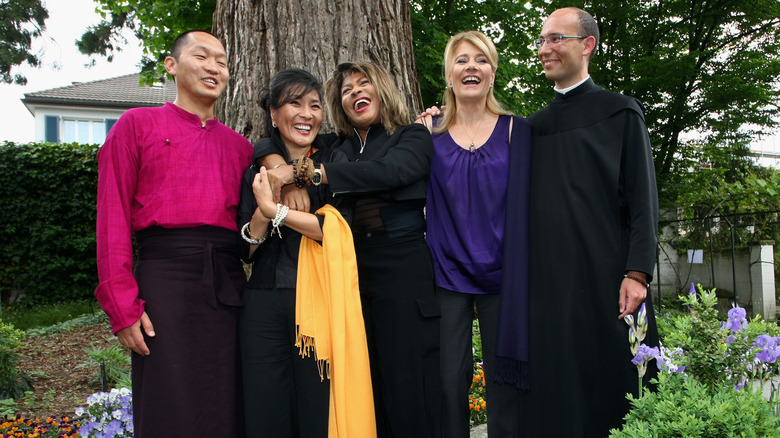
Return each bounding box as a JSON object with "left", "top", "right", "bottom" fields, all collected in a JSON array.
[{"left": 21, "top": 74, "right": 176, "bottom": 144}]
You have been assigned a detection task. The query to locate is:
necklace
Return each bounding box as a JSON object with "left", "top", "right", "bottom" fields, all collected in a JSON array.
[
  {"left": 354, "top": 127, "right": 370, "bottom": 159},
  {"left": 461, "top": 117, "right": 487, "bottom": 153}
]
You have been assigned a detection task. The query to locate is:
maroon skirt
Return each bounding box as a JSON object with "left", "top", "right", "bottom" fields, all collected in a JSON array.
[{"left": 131, "top": 226, "right": 245, "bottom": 437}]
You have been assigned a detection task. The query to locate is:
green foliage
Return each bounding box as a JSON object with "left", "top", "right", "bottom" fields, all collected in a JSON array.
[
  {"left": 0, "top": 0, "right": 49, "bottom": 84},
  {"left": 24, "top": 312, "right": 108, "bottom": 338},
  {"left": 614, "top": 285, "right": 780, "bottom": 435},
  {"left": 0, "top": 398, "right": 15, "bottom": 417},
  {"left": 0, "top": 142, "right": 100, "bottom": 306},
  {"left": 23, "top": 388, "right": 55, "bottom": 414},
  {"left": 611, "top": 372, "right": 780, "bottom": 437},
  {"left": 409, "top": 0, "right": 545, "bottom": 115},
  {"left": 77, "top": 343, "right": 131, "bottom": 389},
  {"left": 76, "top": 0, "right": 216, "bottom": 83},
  {"left": 665, "top": 165, "right": 780, "bottom": 256},
  {"left": 2, "top": 300, "right": 97, "bottom": 331},
  {"left": 0, "top": 319, "right": 33, "bottom": 399},
  {"left": 664, "top": 286, "right": 780, "bottom": 391}
]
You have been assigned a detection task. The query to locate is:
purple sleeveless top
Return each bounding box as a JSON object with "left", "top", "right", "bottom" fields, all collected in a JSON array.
[{"left": 426, "top": 114, "right": 511, "bottom": 294}]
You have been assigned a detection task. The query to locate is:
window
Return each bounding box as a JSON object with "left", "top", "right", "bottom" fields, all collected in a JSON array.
[{"left": 62, "top": 119, "right": 107, "bottom": 144}]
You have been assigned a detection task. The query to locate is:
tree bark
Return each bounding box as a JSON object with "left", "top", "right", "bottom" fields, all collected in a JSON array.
[{"left": 212, "top": 0, "right": 422, "bottom": 142}]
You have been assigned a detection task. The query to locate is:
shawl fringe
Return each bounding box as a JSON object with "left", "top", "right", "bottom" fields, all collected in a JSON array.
[{"left": 494, "top": 356, "right": 529, "bottom": 390}]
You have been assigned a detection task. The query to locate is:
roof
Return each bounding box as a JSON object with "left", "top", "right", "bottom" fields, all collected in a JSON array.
[{"left": 22, "top": 73, "right": 177, "bottom": 109}]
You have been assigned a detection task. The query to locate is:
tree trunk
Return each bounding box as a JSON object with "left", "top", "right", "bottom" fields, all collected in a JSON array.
[{"left": 212, "top": 0, "right": 422, "bottom": 142}]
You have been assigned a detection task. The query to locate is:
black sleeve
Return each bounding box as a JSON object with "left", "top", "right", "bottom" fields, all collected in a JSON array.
[
  {"left": 622, "top": 110, "right": 659, "bottom": 281},
  {"left": 252, "top": 137, "right": 288, "bottom": 163},
  {"left": 324, "top": 124, "right": 432, "bottom": 195}
]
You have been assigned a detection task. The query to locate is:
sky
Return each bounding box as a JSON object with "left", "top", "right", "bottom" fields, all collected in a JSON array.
[{"left": 0, "top": 0, "right": 144, "bottom": 143}]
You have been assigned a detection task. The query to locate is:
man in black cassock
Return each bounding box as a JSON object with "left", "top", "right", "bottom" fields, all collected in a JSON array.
[{"left": 515, "top": 7, "right": 660, "bottom": 437}]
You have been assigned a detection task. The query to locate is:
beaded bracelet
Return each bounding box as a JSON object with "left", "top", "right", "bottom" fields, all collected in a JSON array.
[
  {"left": 624, "top": 274, "right": 650, "bottom": 288},
  {"left": 271, "top": 203, "right": 289, "bottom": 237},
  {"left": 240, "top": 222, "right": 269, "bottom": 245}
]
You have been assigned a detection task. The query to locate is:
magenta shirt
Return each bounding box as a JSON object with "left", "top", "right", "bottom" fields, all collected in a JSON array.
[{"left": 95, "top": 102, "right": 253, "bottom": 333}]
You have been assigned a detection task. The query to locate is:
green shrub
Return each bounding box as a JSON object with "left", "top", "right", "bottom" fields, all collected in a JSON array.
[
  {"left": 77, "top": 343, "right": 131, "bottom": 389},
  {"left": 613, "top": 285, "right": 780, "bottom": 436},
  {"left": 612, "top": 372, "right": 780, "bottom": 437},
  {"left": 2, "top": 300, "right": 97, "bottom": 331},
  {"left": 0, "top": 318, "right": 33, "bottom": 399},
  {"left": 0, "top": 141, "right": 99, "bottom": 306},
  {"left": 24, "top": 312, "right": 108, "bottom": 337}
]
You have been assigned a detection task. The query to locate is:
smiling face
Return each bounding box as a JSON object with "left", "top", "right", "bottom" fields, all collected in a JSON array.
[
  {"left": 538, "top": 9, "right": 594, "bottom": 89},
  {"left": 340, "top": 72, "right": 381, "bottom": 134},
  {"left": 164, "top": 31, "right": 229, "bottom": 112},
  {"left": 271, "top": 88, "right": 323, "bottom": 153},
  {"left": 448, "top": 41, "right": 495, "bottom": 104}
]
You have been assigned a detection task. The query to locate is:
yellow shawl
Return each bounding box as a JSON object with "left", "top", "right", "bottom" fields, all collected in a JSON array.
[{"left": 296, "top": 204, "right": 376, "bottom": 438}]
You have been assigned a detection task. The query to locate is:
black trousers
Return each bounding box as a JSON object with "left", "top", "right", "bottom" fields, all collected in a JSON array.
[
  {"left": 239, "top": 287, "right": 329, "bottom": 438},
  {"left": 132, "top": 226, "right": 245, "bottom": 438},
  {"left": 438, "top": 287, "right": 521, "bottom": 438},
  {"left": 354, "top": 233, "right": 441, "bottom": 438}
]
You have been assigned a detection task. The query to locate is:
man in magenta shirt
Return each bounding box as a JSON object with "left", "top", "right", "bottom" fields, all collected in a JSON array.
[{"left": 95, "top": 30, "right": 253, "bottom": 436}]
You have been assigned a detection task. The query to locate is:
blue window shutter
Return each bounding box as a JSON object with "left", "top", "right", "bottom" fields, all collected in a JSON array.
[
  {"left": 105, "top": 118, "right": 118, "bottom": 134},
  {"left": 45, "top": 115, "right": 59, "bottom": 143}
]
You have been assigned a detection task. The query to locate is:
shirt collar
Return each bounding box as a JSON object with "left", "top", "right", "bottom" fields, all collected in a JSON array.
[{"left": 554, "top": 75, "right": 591, "bottom": 95}]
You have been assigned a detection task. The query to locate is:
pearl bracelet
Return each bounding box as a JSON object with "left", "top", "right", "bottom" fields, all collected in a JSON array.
[
  {"left": 271, "top": 203, "right": 289, "bottom": 238},
  {"left": 241, "top": 222, "right": 268, "bottom": 245}
]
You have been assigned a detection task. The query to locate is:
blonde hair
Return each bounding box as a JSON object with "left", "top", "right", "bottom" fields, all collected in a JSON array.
[
  {"left": 325, "top": 62, "right": 411, "bottom": 137},
  {"left": 435, "top": 31, "right": 510, "bottom": 134}
]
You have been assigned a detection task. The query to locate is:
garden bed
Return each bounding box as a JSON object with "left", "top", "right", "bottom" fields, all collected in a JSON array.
[{"left": 10, "top": 323, "right": 117, "bottom": 419}]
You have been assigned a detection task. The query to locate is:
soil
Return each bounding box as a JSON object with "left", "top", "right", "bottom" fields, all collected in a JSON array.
[{"left": 12, "top": 322, "right": 119, "bottom": 419}]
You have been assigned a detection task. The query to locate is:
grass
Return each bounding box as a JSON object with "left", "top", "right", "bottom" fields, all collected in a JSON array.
[{"left": 0, "top": 300, "right": 97, "bottom": 331}]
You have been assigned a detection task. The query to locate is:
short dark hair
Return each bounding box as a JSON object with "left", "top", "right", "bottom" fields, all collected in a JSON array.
[
  {"left": 170, "top": 30, "right": 219, "bottom": 60},
  {"left": 572, "top": 8, "right": 599, "bottom": 60},
  {"left": 260, "top": 68, "right": 324, "bottom": 139}
]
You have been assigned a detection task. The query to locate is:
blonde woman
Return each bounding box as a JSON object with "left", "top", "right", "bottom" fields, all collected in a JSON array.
[{"left": 419, "top": 31, "right": 531, "bottom": 437}]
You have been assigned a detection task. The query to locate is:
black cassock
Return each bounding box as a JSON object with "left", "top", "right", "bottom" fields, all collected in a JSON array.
[{"left": 517, "top": 78, "right": 659, "bottom": 437}]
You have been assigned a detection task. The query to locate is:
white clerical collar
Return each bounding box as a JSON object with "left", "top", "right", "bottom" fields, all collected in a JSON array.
[{"left": 554, "top": 76, "right": 591, "bottom": 95}]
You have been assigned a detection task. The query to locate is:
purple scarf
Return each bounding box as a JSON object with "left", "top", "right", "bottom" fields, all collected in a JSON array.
[{"left": 494, "top": 116, "right": 531, "bottom": 390}]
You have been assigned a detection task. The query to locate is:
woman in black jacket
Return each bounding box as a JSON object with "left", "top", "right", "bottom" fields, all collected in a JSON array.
[
  {"left": 260, "top": 62, "right": 440, "bottom": 438},
  {"left": 236, "top": 68, "right": 350, "bottom": 438}
]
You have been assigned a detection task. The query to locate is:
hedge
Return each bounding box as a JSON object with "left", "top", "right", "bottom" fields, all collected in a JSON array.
[{"left": 0, "top": 141, "right": 99, "bottom": 305}]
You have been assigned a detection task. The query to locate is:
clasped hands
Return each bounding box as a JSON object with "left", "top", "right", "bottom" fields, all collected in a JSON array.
[{"left": 260, "top": 163, "right": 311, "bottom": 212}]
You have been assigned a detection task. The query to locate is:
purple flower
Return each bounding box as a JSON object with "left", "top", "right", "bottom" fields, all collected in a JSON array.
[
  {"left": 689, "top": 282, "right": 696, "bottom": 295},
  {"left": 754, "top": 334, "right": 775, "bottom": 349},
  {"left": 728, "top": 307, "right": 746, "bottom": 321},
  {"left": 723, "top": 306, "right": 747, "bottom": 332},
  {"left": 631, "top": 344, "right": 660, "bottom": 366},
  {"left": 655, "top": 345, "right": 687, "bottom": 374},
  {"left": 754, "top": 334, "right": 779, "bottom": 364}
]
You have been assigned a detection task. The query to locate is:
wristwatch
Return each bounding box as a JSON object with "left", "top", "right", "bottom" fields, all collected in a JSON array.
[{"left": 311, "top": 168, "right": 323, "bottom": 186}]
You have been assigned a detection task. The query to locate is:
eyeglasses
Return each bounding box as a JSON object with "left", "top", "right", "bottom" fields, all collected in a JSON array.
[{"left": 534, "top": 34, "right": 586, "bottom": 49}]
